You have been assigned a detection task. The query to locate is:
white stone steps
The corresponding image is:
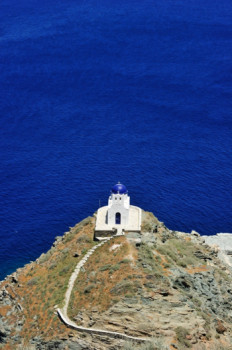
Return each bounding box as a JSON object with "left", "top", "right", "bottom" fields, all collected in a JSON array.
[
  {"left": 61, "top": 237, "right": 114, "bottom": 315},
  {"left": 57, "top": 235, "right": 148, "bottom": 343}
]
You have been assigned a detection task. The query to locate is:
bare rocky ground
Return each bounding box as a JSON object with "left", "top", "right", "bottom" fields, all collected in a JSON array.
[
  {"left": 202, "top": 234, "right": 232, "bottom": 269},
  {"left": 1, "top": 212, "right": 232, "bottom": 349}
]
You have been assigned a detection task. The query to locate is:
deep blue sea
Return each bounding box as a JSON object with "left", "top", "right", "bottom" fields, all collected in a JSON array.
[{"left": 0, "top": 0, "right": 232, "bottom": 280}]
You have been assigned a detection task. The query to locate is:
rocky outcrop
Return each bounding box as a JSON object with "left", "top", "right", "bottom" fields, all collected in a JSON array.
[{"left": 1, "top": 212, "right": 232, "bottom": 349}]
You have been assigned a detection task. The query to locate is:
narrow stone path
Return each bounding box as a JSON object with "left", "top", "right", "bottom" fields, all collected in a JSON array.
[
  {"left": 57, "top": 235, "right": 148, "bottom": 343},
  {"left": 62, "top": 238, "right": 109, "bottom": 315},
  {"left": 57, "top": 308, "right": 147, "bottom": 342}
]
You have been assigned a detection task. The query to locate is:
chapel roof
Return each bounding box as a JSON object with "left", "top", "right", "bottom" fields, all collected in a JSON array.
[{"left": 111, "top": 182, "right": 127, "bottom": 194}]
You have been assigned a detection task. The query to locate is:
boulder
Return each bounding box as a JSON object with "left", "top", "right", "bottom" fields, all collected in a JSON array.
[
  {"left": 191, "top": 230, "right": 200, "bottom": 237},
  {"left": 216, "top": 320, "right": 227, "bottom": 334}
]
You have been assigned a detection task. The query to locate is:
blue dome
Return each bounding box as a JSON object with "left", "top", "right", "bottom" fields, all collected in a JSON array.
[{"left": 111, "top": 183, "right": 127, "bottom": 194}]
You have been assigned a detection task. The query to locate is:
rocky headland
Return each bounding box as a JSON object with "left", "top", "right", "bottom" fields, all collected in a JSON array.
[{"left": 1, "top": 211, "right": 232, "bottom": 350}]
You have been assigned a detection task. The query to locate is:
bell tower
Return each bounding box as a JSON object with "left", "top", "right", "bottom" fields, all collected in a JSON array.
[{"left": 107, "top": 182, "right": 130, "bottom": 227}]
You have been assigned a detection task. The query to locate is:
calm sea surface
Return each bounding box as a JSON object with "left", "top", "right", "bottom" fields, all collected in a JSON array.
[{"left": 0, "top": 0, "right": 232, "bottom": 280}]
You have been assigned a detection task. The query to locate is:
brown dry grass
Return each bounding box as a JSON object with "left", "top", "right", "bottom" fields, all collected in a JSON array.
[
  {"left": 0, "top": 305, "right": 11, "bottom": 317},
  {"left": 0, "top": 218, "right": 96, "bottom": 346},
  {"left": 68, "top": 234, "right": 176, "bottom": 323},
  {"left": 68, "top": 235, "right": 145, "bottom": 319}
]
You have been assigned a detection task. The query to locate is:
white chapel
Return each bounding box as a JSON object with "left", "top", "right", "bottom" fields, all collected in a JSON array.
[{"left": 95, "top": 182, "right": 141, "bottom": 237}]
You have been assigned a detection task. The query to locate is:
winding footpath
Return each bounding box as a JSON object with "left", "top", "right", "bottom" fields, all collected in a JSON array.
[{"left": 57, "top": 236, "right": 148, "bottom": 343}]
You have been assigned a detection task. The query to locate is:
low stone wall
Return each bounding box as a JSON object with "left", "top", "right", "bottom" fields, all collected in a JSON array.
[
  {"left": 94, "top": 229, "right": 141, "bottom": 240},
  {"left": 94, "top": 230, "right": 115, "bottom": 240}
]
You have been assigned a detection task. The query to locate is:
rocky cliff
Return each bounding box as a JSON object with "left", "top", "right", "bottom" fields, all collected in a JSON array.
[{"left": 1, "top": 212, "right": 232, "bottom": 350}]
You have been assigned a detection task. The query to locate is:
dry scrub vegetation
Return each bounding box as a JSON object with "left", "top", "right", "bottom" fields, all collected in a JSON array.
[
  {"left": 0, "top": 217, "right": 96, "bottom": 345},
  {"left": 68, "top": 235, "right": 142, "bottom": 317}
]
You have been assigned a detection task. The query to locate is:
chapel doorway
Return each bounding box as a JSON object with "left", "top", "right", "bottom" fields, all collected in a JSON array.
[{"left": 115, "top": 212, "right": 121, "bottom": 225}]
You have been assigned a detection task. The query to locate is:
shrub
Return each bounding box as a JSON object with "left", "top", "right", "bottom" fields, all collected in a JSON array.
[
  {"left": 77, "top": 234, "right": 91, "bottom": 243},
  {"left": 142, "top": 223, "right": 154, "bottom": 232},
  {"left": 164, "top": 263, "right": 170, "bottom": 268},
  {"left": 139, "top": 243, "right": 164, "bottom": 276},
  {"left": 192, "top": 297, "right": 202, "bottom": 308},
  {"left": 99, "top": 264, "right": 112, "bottom": 271},
  {"left": 178, "top": 260, "right": 187, "bottom": 268},
  {"left": 78, "top": 216, "right": 92, "bottom": 227},
  {"left": 175, "top": 326, "right": 191, "bottom": 348},
  {"left": 109, "top": 264, "right": 120, "bottom": 273},
  {"left": 62, "top": 247, "right": 70, "bottom": 255},
  {"left": 135, "top": 343, "right": 154, "bottom": 350},
  {"left": 157, "top": 238, "right": 201, "bottom": 269},
  {"left": 48, "top": 262, "right": 57, "bottom": 270},
  {"left": 120, "top": 259, "right": 131, "bottom": 264},
  {"left": 140, "top": 244, "right": 154, "bottom": 261},
  {"left": 63, "top": 233, "right": 75, "bottom": 243},
  {"left": 84, "top": 284, "right": 95, "bottom": 294},
  {"left": 151, "top": 337, "right": 170, "bottom": 350},
  {"left": 155, "top": 255, "right": 162, "bottom": 263},
  {"left": 123, "top": 341, "right": 135, "bottom": 350},
  {"left": 110, "top": 280, "right": 134, "bottom": 295},
  {"left": 58, "top": 266, "right": 70, "bottom": 276},
  {"left": 27, "top": 276, "right": 40, "bottom": 286},
  {"left": 39, "top": 251, "right": 52, "bottom": 263}
]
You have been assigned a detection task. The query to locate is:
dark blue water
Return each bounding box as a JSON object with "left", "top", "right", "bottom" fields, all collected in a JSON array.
[{"left": 0, "top": 0, "right": 232, "bottom": 280}]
